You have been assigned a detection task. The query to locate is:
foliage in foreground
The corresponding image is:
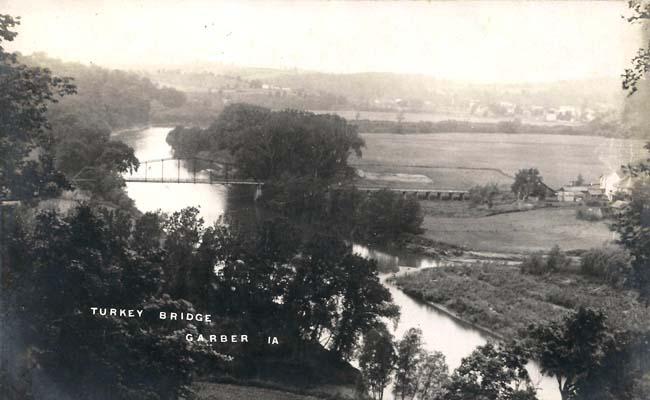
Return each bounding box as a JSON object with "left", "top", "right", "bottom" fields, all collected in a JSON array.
[
  {"left": 359, "top": 325, "right": 539, "bottom": 400},
  {"left": 2, "top": 206, "right": 206, "bottom": 400},
  {"left": 529, "top": 307, "right": 650, "bottom": 400},
  {"left": 446, "top": 342, "right": 537, "bottom": 400},
  {"left": 2, "top": 204, "right": 400, "bottom": 398}
]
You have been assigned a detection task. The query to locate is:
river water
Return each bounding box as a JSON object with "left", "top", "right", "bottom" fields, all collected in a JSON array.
[{"left": 116, "top": 126, "right": 559, "bottom": 400}]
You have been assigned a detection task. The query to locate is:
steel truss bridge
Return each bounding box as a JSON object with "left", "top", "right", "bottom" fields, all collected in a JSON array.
[
  {"left": 122, "top": 157, "right": 261, "bottom": 186},
  {"left": 123, "top": 157, "right": 469, "bottom": 200}
]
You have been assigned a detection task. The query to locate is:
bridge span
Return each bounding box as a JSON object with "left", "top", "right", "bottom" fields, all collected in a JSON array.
[{"left": 121, "top": 157, "right": 469, "bottom": 201}]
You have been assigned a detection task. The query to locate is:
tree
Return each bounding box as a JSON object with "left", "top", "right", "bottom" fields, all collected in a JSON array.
[
  {"left": 288, "top": 233, "right": 399, "bottom": 360},
  {"left": 616, "top": 2, "right": 650, "bottom": 304},
  {"left": 511, "top": 168, "right": 546, "bottom": 200},
  {"left": 545, "top": 245, "right": 571, "bottom": 273},
  {"left": 611, "top": 170, "right": 650, "bottom": 305},
  {"left": 469, "top": 183, "right": 501, "bottom": 208},
  {"left": 206, "top": 104, "right": 364, "bottom": 182},
  {"left": 0, "top": 14, "right": 76, "bottom": 200},
  {"left": 2, "top": 205, "right": 208, "bottom": 400},
  {"left": 162, "top": 207, "right": 205, "bottom": 298},
  {"left": 396, "top": 110, "right": 405, "bottom": 134},
  {"left": 355, "top": 189, "right": 424, "bottom": 244},
  {"left": 574, "top": 174, "right": 585, "bottom": 186},
  {"left": 393, "top": 328, "right": 424, "bottom": 400},
  {"left": 579, "top": 246, "right": 631, "bottom": 287},
  {"left": 415, "top": 350, "right": 449, "bottom": 400},
  {"left": 528, "top": 307, "right": 612, "bottom": 400},
  {"left": 445, "top": 342, "right": 538, "bottom": 400},
  {"left": 155, "top": 86, "right": 186, "bottom": 108},
  {"left": 359, "top": 325, "right": 396, "bottom": 400},
  {"left": 622, "top": 0, "right": 650, "bottom": 95}
]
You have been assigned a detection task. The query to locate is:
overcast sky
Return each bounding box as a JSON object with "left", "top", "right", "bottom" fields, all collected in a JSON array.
[{"left": 1, "top": 0, "right": 642, "bottom": 83}]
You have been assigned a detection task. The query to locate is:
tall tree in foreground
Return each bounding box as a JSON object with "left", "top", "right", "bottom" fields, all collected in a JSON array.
[
  {"left": 393, "top": 328, "right": 424, "bottom": 400},
  {"left": 0, "top": 14, "right": 75, "bottom": 200},
  {"left": 415, "top": 350, "right": 449, "bottom": 400},
  {"left": 616, "top": 0, "right": 650, "bottom": 305},
  {"left": 358, "top": 325, "right": 396, "bottom": 400},
  {"left": 445, "top": 342, "right": 538, "bottom": 400},
  {"left": 528, "top": 308, "right": 612, "bottom": 400},
  {"left": 611, "top": 145, "right": 650, "bottom": 305},
  {"left": 2, "top": 205, "right": 207, "bottom": 400}
]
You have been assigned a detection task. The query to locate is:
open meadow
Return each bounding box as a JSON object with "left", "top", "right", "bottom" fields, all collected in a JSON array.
[
  {"left": 420, "top": 206, "right": 614, "bottom": 253},
  {"left": 351, "top": 132, "right": 647, "bottom": 189}
]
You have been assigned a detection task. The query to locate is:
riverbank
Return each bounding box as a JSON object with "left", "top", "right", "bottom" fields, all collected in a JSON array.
[
  {"left": 386, "top": 269, "right": 505, "bottom": 341},
  {"left": 392, "top": 263, "right": 650, "bottom": 338}
]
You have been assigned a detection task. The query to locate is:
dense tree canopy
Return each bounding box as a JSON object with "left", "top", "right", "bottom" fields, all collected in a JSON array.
[
  {"left": 528, "top": 308, "right": 612, "bottom": 400},
  {"left": 354, "top": 189, "right": 424, "bottom": 244},
  {"left": 167, "top": 103, "right": 365, "bottom": 182},
  {"left": 24, "top": 52, "right": 186, "bottom": 130},
  {"left": 0, "top": 15, "right": 75, "bottom": 200},
  {"left": 208, "top": 104, "right": 364, "bottom": 181},
  {"left": 2, "top": 205, "right": 212, "bottom": 399}
]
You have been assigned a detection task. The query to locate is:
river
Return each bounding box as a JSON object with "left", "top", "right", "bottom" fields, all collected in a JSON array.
[{"left": 115, "top": 126, "right": 560, "bottom": 400}]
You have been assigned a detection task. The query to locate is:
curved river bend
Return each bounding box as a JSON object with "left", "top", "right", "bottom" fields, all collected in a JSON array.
[{"left": 116, "top": 126, "right": 559, "bottom": 400}]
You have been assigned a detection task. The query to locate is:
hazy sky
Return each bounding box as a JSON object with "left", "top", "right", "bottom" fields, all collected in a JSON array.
[{"left": 1, "top": 0, "right": 642, "bottom": 83}]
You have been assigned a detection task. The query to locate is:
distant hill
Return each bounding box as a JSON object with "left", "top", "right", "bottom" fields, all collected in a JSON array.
[{"left": 131, "top": 62, "right": 625, "bottom": 112}]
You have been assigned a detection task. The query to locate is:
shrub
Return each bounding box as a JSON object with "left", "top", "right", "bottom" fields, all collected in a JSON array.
[
  {"left": 520, "top": 253, "right": 547, "bottom": 275},
  {"left": 576, "top": 207, "right": 603, "bottom": 221},
  {"left": 580, "top": 246, "right": 631, "bottom": 286},
  {"left": 546, "top": 288, "right": 578, "bottom": 308},
  {"left": 521, "top": 246, "right": 570, "bottom": 275},
  {"left": 546, "top": 245, "right": 571, "bottom": 272},
  {"left": 468, "top": 183, "right": 500, "bottom": 208}
]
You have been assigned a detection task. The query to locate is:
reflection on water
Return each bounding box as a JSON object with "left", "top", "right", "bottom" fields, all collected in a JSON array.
[
  {"left": 353, "top": 236, "right": 556, "bottom": 398},
  {"left": 383, "top": 269, "right": 491, "bottom": 370},
  {"left": 119, "top": 126, "right": 559, "bottom": 400},
  {"left": 352, "top": 244, "right": 439, "bottom": 270}
]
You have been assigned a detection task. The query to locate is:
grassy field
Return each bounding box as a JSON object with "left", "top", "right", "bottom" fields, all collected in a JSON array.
[
  {"left": 392, "top": 264, "right": 650, "bottom": 339},
  {"left": 419, "top": 206, "right": 614, "bottom": 253},
  {"left": 351, "top": 132, "right": 646, "bottom": 189},
  {"left": 354, "top": 164, "right": 512, "bottom": 190}
]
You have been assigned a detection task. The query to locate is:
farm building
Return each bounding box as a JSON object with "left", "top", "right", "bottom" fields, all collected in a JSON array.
[
  {"left": 556, "top": 186, "right": 588, "bottom": 202},
  {"left": 556, "top": 184, "right": 606, "bottom": 203}
]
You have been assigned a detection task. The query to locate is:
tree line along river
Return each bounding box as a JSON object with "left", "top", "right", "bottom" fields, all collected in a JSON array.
[{"left": 115, "top": 126, "right": 560, "bottom": 400}]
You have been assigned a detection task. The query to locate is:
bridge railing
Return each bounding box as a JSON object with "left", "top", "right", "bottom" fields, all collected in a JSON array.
[{"left": 125, "top": 157, "right": 236, "bottom": 183}]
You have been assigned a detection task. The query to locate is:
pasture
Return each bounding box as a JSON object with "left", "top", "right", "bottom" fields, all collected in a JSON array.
[
  {"left": 351, "top": 132, "right": 646, "bottom": 189},
  {"left": 421, "top": 207, "right": 614, "bottom": 253}
]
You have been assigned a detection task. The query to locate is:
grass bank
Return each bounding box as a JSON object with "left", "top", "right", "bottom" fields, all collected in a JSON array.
[{"left": 392, "top": 264, "right": 650, "bottom": 338}]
